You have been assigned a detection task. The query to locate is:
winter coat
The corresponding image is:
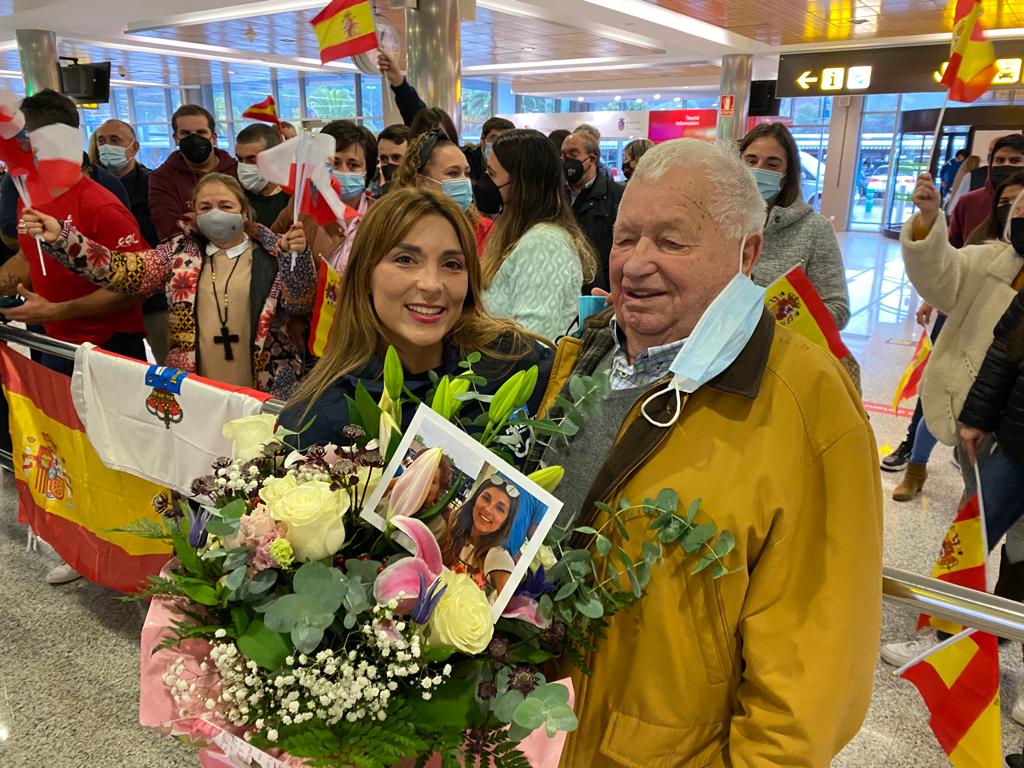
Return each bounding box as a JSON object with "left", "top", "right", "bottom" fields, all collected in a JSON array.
[
  {"left": 534, "top": 310, "right": 882, "bottom": 767},
  {"left": 148, "top": 149, "right": 239, "bottom": 241},
  {"left": 960, "top": 287, "right": 1024, "bottom": 463},
  {"left": 947, "top": 181, "right": 994, "bottom": 248},
  {"left": 280, "top": 337, "right": 553, "bottom": 452},
  {"left": 40, "top": 221, "right": 316, "bottom": 399},
  {"left": 753, "top": 200, "right": 851, "bottom": 329},
  {"left": 901, "top": 210, "right": 1024, "bottom": 445},
  {"left": 572, "top": 173, "right": 625, "bottom": 294}
]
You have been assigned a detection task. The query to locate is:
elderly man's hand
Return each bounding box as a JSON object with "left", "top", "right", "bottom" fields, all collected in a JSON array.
[{"left": 911, "top": 173, "right": 941, "bottom": 239}]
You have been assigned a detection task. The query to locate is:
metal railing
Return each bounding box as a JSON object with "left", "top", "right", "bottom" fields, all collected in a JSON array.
[{"left": 3, "top": 327, "right": 1024, "bottom": 640}]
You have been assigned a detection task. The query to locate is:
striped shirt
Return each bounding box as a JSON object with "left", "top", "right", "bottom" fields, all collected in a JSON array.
[{"left": 608, "top": 318, "right": 685, "bottom": 391}]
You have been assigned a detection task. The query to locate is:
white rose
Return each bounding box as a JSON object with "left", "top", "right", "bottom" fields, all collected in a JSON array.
[
  {"left": 259, "top": 474, "right": 299, "bottom": 507},
  {"left": 429, "top": 571, "right": 494, "bottom": 654},
  {"left": 222, "top": 415, "right": 280, "bottom": 462},
  {"left": 266, "top": 480, "right": 350, "bottom": 562}
]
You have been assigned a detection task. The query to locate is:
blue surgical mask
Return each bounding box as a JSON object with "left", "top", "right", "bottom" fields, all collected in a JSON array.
[
  {"left": 331, "top": 170, "right": 366, "bottom": 200},
  {"left": 641, "top": 234, "right": 766, "bottom": 428},
  {"left": 98, "top": 144, "right": 129, "bottom": 172},
  {"left": 483, "top": 143, "right": 493, "bottom": 164},
  {"left": 438, "top": 177, "right": 473, "bottom": 211},
  {"left": 750, "top": 167, "right": 783, "bottom": 202}
]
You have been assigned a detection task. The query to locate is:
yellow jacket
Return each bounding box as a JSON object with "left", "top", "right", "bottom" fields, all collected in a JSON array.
[{"left": 542, "top": 310, "right": 883, "bottom": 768}]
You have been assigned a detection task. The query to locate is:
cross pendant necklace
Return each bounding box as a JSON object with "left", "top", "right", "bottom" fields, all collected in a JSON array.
[{"left": 208, "top": 251, "right": 243, "bottom": 361}]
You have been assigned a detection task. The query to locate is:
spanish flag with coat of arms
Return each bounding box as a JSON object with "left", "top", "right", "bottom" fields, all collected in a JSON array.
[
  {"left": 0, "top": 345, "right": 171, "bottom": 593},
  {"left": 310, "top": 0, "right": 377, "bottom": 65},
  {"left": 899, "top": 483, "right": 1002, "bottom": 767},
  {"left": 942, "top": 0, "right": 997, "bottom": 103}
]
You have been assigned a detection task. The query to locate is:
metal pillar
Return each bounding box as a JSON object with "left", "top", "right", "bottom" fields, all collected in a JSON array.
[
  {"left": 16, "top": 29, "right": 62, "bottom": 96},
  {"left": 406, "top": 0, "right": 461, "bottom": 138},
  {"left": 715, "top": 54, "right": 753, "bottom": 143}
]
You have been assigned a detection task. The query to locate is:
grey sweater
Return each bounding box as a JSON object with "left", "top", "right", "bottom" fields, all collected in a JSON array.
[{"left": 751, "top": 201, "right": 851, "bottom": 330}]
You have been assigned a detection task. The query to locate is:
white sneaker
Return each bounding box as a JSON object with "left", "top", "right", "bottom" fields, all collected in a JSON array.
[
  {"left": 1013, "top": 692, "right": 1024, "bottom": 728},
  {"left": 45, "top": 561, "right": 81, "bottom": 585},
  {"left": 880, "top": 632, "right": 938, "bottom": 667}
]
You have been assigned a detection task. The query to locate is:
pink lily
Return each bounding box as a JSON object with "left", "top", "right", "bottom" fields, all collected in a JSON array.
[
  {"left": 374, "top": 515, "right": 445, "bottom": 613},
  {"left": 385, "top": 447, "right": 443, "bottom": 520},
  {"left": 502, "top": 596, "right": 551, "bottom": 629}
]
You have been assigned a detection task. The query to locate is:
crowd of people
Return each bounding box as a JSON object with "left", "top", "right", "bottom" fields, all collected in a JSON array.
[{"left": 7, "top": 53, "right": 1024, "bottom": 763}]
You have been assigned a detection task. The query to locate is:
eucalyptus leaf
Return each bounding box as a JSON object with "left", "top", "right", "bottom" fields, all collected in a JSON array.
[
  {"left": 554, "top": 580, "right": 579, "bottom": 601},
  {"left": 595, "top": 533, "right": 611, "bottom": 557},
  {"left": 568, "top": 376, "right": 586, "bottom": 402},
  {"left": 224, "top": 565, "right": 247, "bottom": 592},
  {"left": 512, "top": 697, "right": 546, "bottom": 731},
  {"left": 691, "top": 552, "right": 717, "bottom": 575},
  {"left": 714, "top": 530, "right": 736, "bottom": 558},
  {"left": 545, "top": 704, "right": 579, "bottom": 736},
  {"left": 292, "top": 623, "right": 324, "bottom": 654},
  {"left": 574, "top": 597, "right": 604, "bottom": 619},
  {"left": 531, "top": 683, "right": 570, "bottom": 708},
  {"left": 217, "top": 498, "right": 248, "bottom": 520},
  {"left": 538, "top": 593, "right": 554, "bottom": 620},
  {"left": 492, "top": 689, "right": 524, "bottom": 724},
  {"left": 205, "top": 517, "right": 240, "bottom": 538},
  {"left": 655, "top": 488, "right": 678, "bottom": 513},
  {"left": 573, "top": 526, "right": 599, "bottom": 536},
  {"left": 682, "top": 524, "right": 716, "bottom": 553},
  {"left": 223, "top": 547, "right": 251, "bottom": 571},
  {"left": 236, "top": 619, "right": 291, "bottom": 671},
  {"left": 642, "top": 541, "right": 661, "bottom": 566}
]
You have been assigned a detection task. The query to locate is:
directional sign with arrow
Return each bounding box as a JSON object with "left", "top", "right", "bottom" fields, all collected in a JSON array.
[{"left": 797, "top": 71, "right": 818, "bottom": 90}]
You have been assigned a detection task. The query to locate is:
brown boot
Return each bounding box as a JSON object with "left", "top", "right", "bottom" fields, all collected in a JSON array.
[{"left": 893, "top": 462, "right": 928, "bottom": 501}]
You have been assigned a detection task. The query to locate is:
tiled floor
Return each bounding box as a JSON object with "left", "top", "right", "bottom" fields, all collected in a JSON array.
[{"left": 0, "top": 229, "right": 1017, "bottom": 766}]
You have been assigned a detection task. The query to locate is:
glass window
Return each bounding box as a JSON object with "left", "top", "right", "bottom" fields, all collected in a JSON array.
[
  {"left": 496, "top": 81, "right": 515, "bottom": 115},
  {"left": 275, "top": 70, "right": 301, "bottom": 121},
  {"left": 132, "top": 88, "right": 174, "bottom": 169},
  {"left": 850, "top": 111, "right": 896, "bottom": 228},
  {"left": 360, "top": 75, "right": 384, "bottom": 133},
  {"left": 462, "top": 79, "right": 492, "bottom": 143},
  {"left": 900, "top": 91, "right": 948, "bottom": 111},
  {"left": 304, "top": 73, "right": 357, "bottom": 122},
  {"left": 229, "top": 64, "right": 274, "bottom": 127},
  {"left": 209, "top": 64, "right": 230, "bottom": 125},
  {"left": 112, "top": 88, "right": 131, "bottom": 122},
  {"left": 865, "top": 94, "right": 899, "bottom": 111},
  {"left": 519, "top": 96, "right": 556, "bottom": 113}
]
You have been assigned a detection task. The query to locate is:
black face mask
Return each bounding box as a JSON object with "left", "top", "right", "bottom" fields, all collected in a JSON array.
[
  {"left": 474, "top": 174, "right": 504, "bottom": 215},
  {"left": 179, "top": 133, "right": 213, "bottom": 166},
  {"left": 1011, "top": 218, "right": 1024, "bottom": 254},
  {"left": 990, "top": 164, "right": 1018, "bottom": 187},
  {"left": 996, "top": 201, "right": 1012, "bottom": 234},
  {"left": 563, "top": 157, "right": 585, "bottom": 185},
  {"left": 622, "top": 162, "right": 634, "bottom": 180},
  {"left": 380, "top": 163, "right": 397, "bottom": 182}
]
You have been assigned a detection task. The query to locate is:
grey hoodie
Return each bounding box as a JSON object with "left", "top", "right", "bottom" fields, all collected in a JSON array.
[{"left": 752, "top": 201, "right": 850, "bottom": 330}]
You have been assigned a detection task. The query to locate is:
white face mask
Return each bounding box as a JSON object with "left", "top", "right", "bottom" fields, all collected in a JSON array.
[
  {"left": 640, "top": 233, "right": 766, "bottom": 428},
  {"left": 237, "top": 162, "right": 269, "bottom": 193}
]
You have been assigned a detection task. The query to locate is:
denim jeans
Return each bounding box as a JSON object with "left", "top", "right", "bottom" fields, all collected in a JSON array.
[
  {"left": 904, "top": 313, "right": 948, "bottom": 446},
  {"left": 909, "top": 417, "right": 940, "bottom": 465},
  {"left": 962, "top": 440, "right": 1024, "bottom": 551}
]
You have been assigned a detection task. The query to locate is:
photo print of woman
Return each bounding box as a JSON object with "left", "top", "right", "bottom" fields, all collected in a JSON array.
[{"left": 438, "top": 468, "right": 521, "bottom": 598}]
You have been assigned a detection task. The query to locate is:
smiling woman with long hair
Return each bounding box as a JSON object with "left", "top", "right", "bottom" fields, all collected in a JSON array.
[
  {"left": 280, "top": 187, "right": 552, "bottom": 448},
  {"left": 438, "top": 474, "right": 519, "bottom": 596}
]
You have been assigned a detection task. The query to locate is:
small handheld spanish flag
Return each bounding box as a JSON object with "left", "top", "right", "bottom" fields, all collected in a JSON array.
[
  {"left": 892, "top": 331, "right": 932, "bottom": 409},
  {"left": 942, "top": 0, "right": 997, "bottom": 103},
  {"left": 310, "top": 0, "right": 377, "bottom": 66},
  {"left": 310, "top": 259, "right": 342, "bottom": 357},
  {"left": 242, "top": 95, "right": 280, "bottom": 127}
]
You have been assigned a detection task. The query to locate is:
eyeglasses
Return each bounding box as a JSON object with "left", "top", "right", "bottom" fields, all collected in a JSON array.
[{"left": 486, "top": 475, "right": 520, "bottom": 498}]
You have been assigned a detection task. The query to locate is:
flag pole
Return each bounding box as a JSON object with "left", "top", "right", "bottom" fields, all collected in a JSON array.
[
  {"left": 10, "top": 175, "right": 47, "bottom": 277},
  {"left": 927, "top": 92, "right": 950, "bottom": 181},
  {"left": 892, "top": 626, "right": 978, "bottom": 677}
]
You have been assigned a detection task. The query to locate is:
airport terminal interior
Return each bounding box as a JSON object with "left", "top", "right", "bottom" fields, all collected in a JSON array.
[{"left": 3, "top": 0, "right": 1024, "bottom": 766}]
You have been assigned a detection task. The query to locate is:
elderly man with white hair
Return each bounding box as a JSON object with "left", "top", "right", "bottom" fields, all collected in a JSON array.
[{"left": 530, "top": 138, "right": 882, "bottom": 767}]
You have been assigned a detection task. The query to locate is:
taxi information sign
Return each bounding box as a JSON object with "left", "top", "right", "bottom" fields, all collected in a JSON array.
[{"left": 778, "top": 43, "right": 1024, "bottom": 97}]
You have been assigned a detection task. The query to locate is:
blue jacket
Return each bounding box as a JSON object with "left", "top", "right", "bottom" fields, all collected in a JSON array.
[{"left": 281, "top": 338, "right": 554, "bottom": 455}]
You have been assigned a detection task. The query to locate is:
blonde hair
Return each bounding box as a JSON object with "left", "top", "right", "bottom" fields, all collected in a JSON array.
[
  {"left": 288, "top": 187, "right": 545, "bottom": 419},
  {"left": 190, "top": 173, "right": 257, "bottom": 232}
]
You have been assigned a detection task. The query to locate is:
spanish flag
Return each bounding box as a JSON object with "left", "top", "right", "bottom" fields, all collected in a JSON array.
[
  {"left": 0, "top": 345, "right": 171, "bottom": 592},
  {"left": 310, "top": 0, "right": 377, "bottom": 65},
  {"left": 763, "top": 266, "right": 851, "bottom": 361},
  {"left": 942, "top": 0, "right": 997, "bottom": 103},
  {"left": 242, "top": 95, "right": 279, "bottom": 126},
  {"left": 309, "top": 259, "right": 342, "bottom": 357},
  {"left": 900, "top": 489, "right": 1002, "bottom": 767},
  {"left": 892, "top": 331, "right": 932, "bottom": 409}
]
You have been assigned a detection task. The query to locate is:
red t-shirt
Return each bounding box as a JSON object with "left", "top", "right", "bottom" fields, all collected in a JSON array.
[{"left": 19, "top": 175, "right": 146, "bottom": 345}]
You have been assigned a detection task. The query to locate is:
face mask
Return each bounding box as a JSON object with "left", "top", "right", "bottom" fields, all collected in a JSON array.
[
  {"left": 640, "top": 234, "right": 765, "bottom": 428},
  {"left": 990, "top": 164, "right": 1018, "bottom": 187},
  {"left": 1011, "top": 218, "right": 1024, "bottom": 254},
  {"left": 622, "top": 162, "right": 634, "bottom": 180},
  {"left": 380, "top": 163, "right": 397, "bottom": 182},
  {"left": 474, "top": 173, "right": 504, "bottom": 214},
  {"left": 179, "top": 133, "right": 213, "bottom": 165},
  {"left": 483, "top": 143, "right": 493, "bottom": 165},
  {"left": 438, "top": 177, "right": 473, "bottom": 211},
  {"left": 197, "top": 209, "right": 244, "bottom": 244},
  {"left": 332, "top": 170, "right": 366, "bottom": 200},
  {"left": 563, "top": 157, "right": 585, "bottom": 185},
  {"left": 237, "top": 162, "right": 268, "bottom": 193},
  {"left": 98, "top": 144, "right": 129, "bottom": 171},
  {"left": 996, "top": 201, "right": 1012, "bottom": 235},
  {"left": 750, "top": 167, "right": 784, "bottom": 202}
]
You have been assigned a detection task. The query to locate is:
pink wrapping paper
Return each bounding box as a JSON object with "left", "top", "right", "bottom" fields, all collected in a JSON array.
[{"left": 140, "top": 574, "right": 571, "bottom": 768}]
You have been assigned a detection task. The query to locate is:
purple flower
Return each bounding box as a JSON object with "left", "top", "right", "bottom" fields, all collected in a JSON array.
[
  {"left": 477, "top": 681, "right": 498, "bottom": 701},
  {"left": 488, "top": 636, "right": 509, "bottom": 662},
  {"left": 188, "top": 507, "right": 211, "bottom": 548},
  {"left": 409, "top": 571, "right": 447, "bottom": 625},
  {"left": 342, "top": 425, "right": 365, "bottom": 440},
  {"left": 514, "top": 565, "right": 555, "bottom": 600},
  {"left": 508, "top": 664, "right": 538, "bottom": 696}
]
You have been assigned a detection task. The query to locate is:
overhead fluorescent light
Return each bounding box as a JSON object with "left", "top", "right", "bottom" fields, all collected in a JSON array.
[
  {"left": 476, "top": 0, "right": 662, "bottom": 50},
  {"left": 127, "top": 0, "right": 326, "bottom": 32},
  {"left": 582, "top": 0, "right": 760, "bottom": 50}
]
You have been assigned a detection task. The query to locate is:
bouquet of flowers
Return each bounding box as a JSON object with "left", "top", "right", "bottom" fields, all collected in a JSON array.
[{"left": 131, "top": 348, "right": 736, "bottom": 767}]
